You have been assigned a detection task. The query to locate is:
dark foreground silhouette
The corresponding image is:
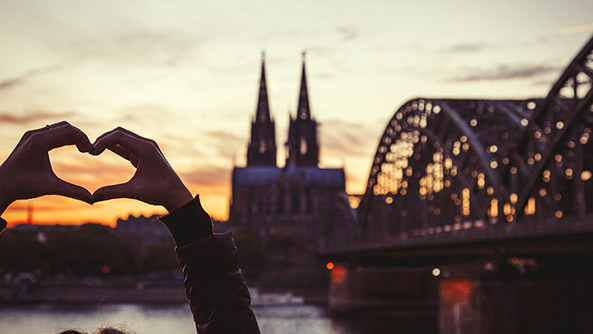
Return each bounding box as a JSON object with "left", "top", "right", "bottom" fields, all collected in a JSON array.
[{"left": 0, "top": 122, "right": 261, "bottom": 334}]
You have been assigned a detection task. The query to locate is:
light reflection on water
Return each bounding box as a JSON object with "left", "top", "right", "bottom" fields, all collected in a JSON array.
[{"left": 0, "top": 304, "right": 436, "bottom": 334}]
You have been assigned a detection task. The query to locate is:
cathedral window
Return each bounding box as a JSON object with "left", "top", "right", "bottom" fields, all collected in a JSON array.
[
  {"left": 259, "top": 140, "right": 267, "bottom": 153},
  {"left": 300, "top": 108, "right": 308, "bottom": 119},
  {"left": 300, "top": 137, "right": 307, "bottom": 155}
]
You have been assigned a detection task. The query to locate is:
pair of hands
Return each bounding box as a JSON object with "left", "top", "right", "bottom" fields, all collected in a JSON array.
[{"left": 0, "top": 121, "right": 193, "bottom": 220}]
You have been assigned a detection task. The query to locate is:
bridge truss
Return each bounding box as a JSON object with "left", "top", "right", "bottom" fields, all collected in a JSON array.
[{"left": 330, "top": 36, "right": 593, "bottom": 250}]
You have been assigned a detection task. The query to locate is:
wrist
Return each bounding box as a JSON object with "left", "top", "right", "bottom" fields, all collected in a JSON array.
[
  {"left": 0, "top": 198, "right": 11, "bottom": 216},
  {"left": 163, "top": 187, "right": 193, "bottom": 213},
  {"left": 0, "top": 187, "right": 13, "bottom": 216}
]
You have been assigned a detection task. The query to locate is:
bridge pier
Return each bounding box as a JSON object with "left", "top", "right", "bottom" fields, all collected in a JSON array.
[
  {"left": 328, "top": 264, "right": 438, "bottom": 313},
  {"left": 439, "top": 275, "right": 593, "bottom": 334},
  {"left": 328, "top": 261, "right": 593, "bottom": 334}
]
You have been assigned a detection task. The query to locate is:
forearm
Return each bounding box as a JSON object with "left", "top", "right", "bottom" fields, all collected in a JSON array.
[{"left": 159, "top": 196, "right": 260, "bottom": 334}]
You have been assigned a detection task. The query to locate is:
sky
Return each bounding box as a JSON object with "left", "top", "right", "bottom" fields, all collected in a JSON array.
[{"left": 1, "top": 0, "right": 592, "bottom": 226}]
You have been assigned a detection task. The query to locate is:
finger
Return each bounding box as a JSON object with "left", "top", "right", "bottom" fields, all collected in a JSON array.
[
  {"left": 91, "top": 129, "right": 149, "bottom": 157},
  {"left": 93, "top": 183, "right": 136, "bottom": 203},
  {"left": 108, "top": 144, "right": 139, "bottom": 168},
  {"left": 50, "top": 178, "right": 93, "bottom": 204},
  {"left": 112, "top": 127, "right": 163, "bottom": 154},
  {"left": 34, "top": 122, "right": 93, "bottom": 153},
  {"left": 14, "top": 123, "right": 57, "bottom": 149}
]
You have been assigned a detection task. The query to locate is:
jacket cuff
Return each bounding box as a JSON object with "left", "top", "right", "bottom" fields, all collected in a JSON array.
[
  {"left": 0, "top": 217, "right": 6, "bottom": 235},
  {"left": 175, "top": 232, "right": 240, "bottom": 284},
  {"left": 159, "top": 195, "right": 213, "bottom": 246}
]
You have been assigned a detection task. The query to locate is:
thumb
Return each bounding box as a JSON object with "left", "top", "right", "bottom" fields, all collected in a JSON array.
[
  {"left": 51, "top": 178, "right": 93, "bottom": 204},
  {"left": 93, "top": 182, "right": 136, "bottom": 203}
]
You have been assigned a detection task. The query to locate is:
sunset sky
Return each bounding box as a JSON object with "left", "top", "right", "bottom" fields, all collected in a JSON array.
[{"left": 1, "top": 0, "right": 592, "bottom": 226}]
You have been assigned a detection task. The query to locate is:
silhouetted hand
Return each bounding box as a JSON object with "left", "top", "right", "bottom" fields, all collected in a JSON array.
[
  {"left": 0, "top": 121, "right": 93, "bottom": 215},
  {"left": 91, "top": 127, "right": 192, "bottom": 213}
]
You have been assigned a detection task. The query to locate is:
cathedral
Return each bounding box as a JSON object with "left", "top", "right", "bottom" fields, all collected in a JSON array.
[{"left": 230, "top": 53, "right": 345, "bottom": 241}]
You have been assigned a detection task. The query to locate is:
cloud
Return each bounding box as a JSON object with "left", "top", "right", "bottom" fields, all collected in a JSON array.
[
  {"left": 0, "top": 63, "right": 62, "bottom": 92},
  {"left": 321, "top": 119, "right": 379, "bottom": 157},
  {"left": 558, "top": 23, "right": 593, "bottom": 35},
  {"left": 335, "top": 26, "right": 359, "bottom": 42},
  {"left": 448, "top": 64, "right": 562, "bottom": 82},
  {"left": 64, "top": 29, "right": 201, "bottom": 68},
  {"left": 447, "top": 43, "right": 489, "bottom": 53},
  {"left": 203, "top": 129, "right": 248, "bottom": 158},
  {"left": 0, "top": 110, "right": 76, "bottom": 125},
  {"left": 180, "top": 165, "right": 231, "bottom": 187}
]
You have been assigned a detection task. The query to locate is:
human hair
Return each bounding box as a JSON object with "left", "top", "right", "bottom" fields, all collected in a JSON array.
[{"left": 59, "top": 328, "right": 130, "bottom": 334}]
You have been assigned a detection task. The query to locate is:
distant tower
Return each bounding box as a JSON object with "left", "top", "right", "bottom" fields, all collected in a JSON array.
[
  {"left": 286, "top": 51, "right": 319, "bottom": 166},
  {"left": 247, "top": 51, "right": 277, "bottom": 166}
]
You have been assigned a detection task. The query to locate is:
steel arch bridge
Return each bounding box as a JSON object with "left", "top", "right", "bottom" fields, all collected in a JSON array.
[{"left": 324, "top": 35, "right": 593, "bottom": 251}]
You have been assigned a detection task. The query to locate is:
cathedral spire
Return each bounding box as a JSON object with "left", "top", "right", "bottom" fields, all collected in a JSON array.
[
  {"left": 296, "top": 51, "right": 312, "bottom": 121},
  {"left": 286, "top": 51, "right": 319, "bottom": 167},
  {"left": 247, "top": 51, "right": 277, "bottom": 166},
  {"left": 255, "top": 51, "right": 271, "bottom": 122}
]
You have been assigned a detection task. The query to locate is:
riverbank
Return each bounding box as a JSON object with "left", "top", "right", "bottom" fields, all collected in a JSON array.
[{"left": 0, "top": 274, "right": 327, "bottom": 306}]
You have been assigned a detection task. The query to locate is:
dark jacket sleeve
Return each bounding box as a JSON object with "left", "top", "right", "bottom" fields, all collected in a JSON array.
[
  {"left": 0, "top": 217, "right": 6, "bottom": 235},
  {"left": 159, "top": 196, "right": 261, "bottom": 334}
]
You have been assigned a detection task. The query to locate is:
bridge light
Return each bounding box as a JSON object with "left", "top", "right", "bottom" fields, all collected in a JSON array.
[
  {"left": 525, "top": 198, "right": 536, "bottom": 215},
  {"left": 510, "top": 193, "right": 518, "bottom": 204},
  {"left": 503, "top": 203, "right": 512, "bottom": 215},
  {"left": 582, "top": 170, "right": 592, "bottom": 181},
  {"left": 488, "top": 199, "right": 498, "bottom": 218},
  {"left": 432, "top": 268, "right": 441, "bottom": 277},
  {"left": 326, "top": 262, "right": 335, "bottom": 270},
  {"left": 555, "top": 211, "right": 563, "bottom": 219},
  {"left": 565, "top": 168, "right": 573, "bottom": 180}
]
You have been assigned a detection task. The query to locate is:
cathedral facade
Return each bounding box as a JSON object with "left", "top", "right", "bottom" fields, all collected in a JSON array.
[{"left": 230, "top": 53, "right": 345, "bottom": 242}]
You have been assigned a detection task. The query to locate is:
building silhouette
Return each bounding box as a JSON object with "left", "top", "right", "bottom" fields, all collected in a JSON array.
[{"left": 230, "top": 52, "right": 345, "bottom": 243}]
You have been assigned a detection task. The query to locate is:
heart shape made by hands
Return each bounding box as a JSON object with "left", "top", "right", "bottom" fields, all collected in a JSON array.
[{"left": 49, "top": 146, "right": 136, "bottom": 195}]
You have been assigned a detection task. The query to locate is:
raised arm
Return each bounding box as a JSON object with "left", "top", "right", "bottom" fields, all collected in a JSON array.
[{"left": 91, "top": 127, "right": 261, "bottom": 334}]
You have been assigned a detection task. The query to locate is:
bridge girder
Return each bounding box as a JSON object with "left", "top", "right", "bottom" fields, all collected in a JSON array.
[
  {"left": 359, "top": 98, "right": 537, "bottom": 241},
  {"left": 513, "top": 36, "right": 593, "bottom": 222},
  {"left": 353, "top": 35, "right": 593, "bottom": 247}
]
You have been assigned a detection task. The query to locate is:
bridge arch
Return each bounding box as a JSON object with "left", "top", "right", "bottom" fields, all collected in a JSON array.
[
  {"left": 512, "top": 36, "right": 593, "bottom": 222},
  {"left": 359, "top": 98, "right": 537, "bottom": 241}
]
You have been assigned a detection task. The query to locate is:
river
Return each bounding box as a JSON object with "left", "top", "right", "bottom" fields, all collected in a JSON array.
[{"left": 0, "top": 303, "right": 437, "bottom": 334}]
